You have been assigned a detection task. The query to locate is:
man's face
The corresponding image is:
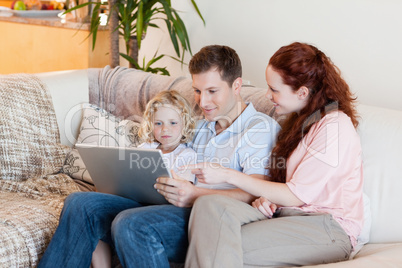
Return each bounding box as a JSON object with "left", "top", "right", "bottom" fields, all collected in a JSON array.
[{"left": 192, "top": 69, "right": 238, "bottom": 122}]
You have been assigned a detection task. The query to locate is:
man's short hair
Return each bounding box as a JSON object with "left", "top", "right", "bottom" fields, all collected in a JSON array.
[{"left": 189, "top": 45, "right": 242, "bottom": 87}]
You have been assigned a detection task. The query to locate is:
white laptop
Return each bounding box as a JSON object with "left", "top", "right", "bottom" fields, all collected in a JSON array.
[{"left": 76, "top": 143, "right": 172, "bottom": 205}]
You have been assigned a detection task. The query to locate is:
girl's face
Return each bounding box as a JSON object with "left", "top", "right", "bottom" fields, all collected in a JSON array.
[
  {"left": 265, "top": 65, "right": 308, "bottom": 115},
  {"left": 153, "top": 105, "right": 183, "bottom": 149}
]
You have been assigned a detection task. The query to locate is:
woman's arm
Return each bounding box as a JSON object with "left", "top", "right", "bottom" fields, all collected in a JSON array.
[
  {"left": 228, "top": 171, "right": 304, "bottom": 207},
  {"left": 192, "top": 163, "right": 304, "bottom": 207},
  {"left": 154, "top": 172, "right": 264, "bottom": 207}
]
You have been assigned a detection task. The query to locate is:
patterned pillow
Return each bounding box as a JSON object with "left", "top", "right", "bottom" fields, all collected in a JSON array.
[
  {"left": 0, "top": 74, "right": 70, "bottom": 181},
  {"left": 61, "top": 104, "right": 142, "bottom": 190}
]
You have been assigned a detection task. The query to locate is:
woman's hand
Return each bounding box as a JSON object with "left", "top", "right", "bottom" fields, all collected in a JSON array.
[
  {"left": 183, "top": 162, "right": 231, "bottom": 185},
  {"left": 252, "top": 197, "right": 278, "bottom": 218}
]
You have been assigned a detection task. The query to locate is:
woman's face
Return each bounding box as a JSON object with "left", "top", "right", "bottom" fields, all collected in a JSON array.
[{"left": 265, "top": 65, "right": 308, "bottom": 115}]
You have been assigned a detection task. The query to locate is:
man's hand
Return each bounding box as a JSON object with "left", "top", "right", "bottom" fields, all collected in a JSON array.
[
  {"left": 251, "top": 197, "right": 278, "bottom": 218},
  {"left": 154, "top": 170, "right": 198, "bottom": 207}
]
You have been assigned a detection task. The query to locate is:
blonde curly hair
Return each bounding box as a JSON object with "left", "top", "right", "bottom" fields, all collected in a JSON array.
[{"left": 138, "top": 90, "right": 195, "bottom": 144}]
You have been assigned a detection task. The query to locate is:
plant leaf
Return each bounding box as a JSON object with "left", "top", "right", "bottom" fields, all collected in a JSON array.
[
  {"left": 145, "top": 53, "right": 165, "bottom": 69},
  {"left": 90, "top": 2, "right": 102, "bottom": 50},
  {"left": 190, "top": 0, "right": 205, "bottom": 25},
  {"left": 63, "top": 2, "right": 92, "bottom": 15},
  {"left": 136, "top": 1, "right": 144, "bottom": 49},
  {"left": 173, "top": 10, "right": 190, "bottom": 53},
  {"left": 164, "top": 19, "right": 180, "bottom": 57},
  {"left": 120, "top": 53, "right": 141, "bottom": 69}
]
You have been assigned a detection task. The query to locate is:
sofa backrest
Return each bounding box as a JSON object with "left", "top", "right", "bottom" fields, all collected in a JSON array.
[
  {"left": 86, "top": 67, "right": 278, "bottom": 123},
  {"left": 37, "top": 69, "right": 89, "bottom": 147},
  {"left": 357, "top": 104, "right": 402, "bottom": 243}
]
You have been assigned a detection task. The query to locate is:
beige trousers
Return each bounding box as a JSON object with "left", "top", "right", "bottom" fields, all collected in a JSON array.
[{"left": 185, "top": 195, "right": 352, "bottom": 268}]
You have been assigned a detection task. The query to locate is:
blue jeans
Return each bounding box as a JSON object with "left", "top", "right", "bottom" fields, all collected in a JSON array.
[{"left": 38, "top": 192, "right": 192, "bottom": 268}]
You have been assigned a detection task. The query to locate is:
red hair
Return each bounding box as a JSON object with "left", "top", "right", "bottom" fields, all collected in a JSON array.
[{"left": 268, "top": 42, "right": 359, "bottom": 183}]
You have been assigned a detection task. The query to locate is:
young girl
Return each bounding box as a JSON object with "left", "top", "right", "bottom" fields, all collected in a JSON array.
[
  {"left": 185, "top": 42, "right": 364, "bottom": 267},
  {"left": 136, "top": 90, "right": 197, "bottom": 183},
  {"left": 92, "top": 90, "right": 197, "bottom": 268}
]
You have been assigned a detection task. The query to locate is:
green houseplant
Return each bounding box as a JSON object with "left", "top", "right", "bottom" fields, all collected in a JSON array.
[{"left": 67, "top": 0, "right": 204, "bottom": 75}]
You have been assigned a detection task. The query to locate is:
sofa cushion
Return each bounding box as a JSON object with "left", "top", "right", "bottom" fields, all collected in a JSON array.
[
  {"left": 356, "top": 104, "right": 402, "bottom": 244},
  {"left": 36, "top": 69, "right": 89, "bottom": 147},
  {"left": 0, "top": 174, "right": 80, "bottom": 267},
  {"left": 299, "top": 243, "right": 402, "bottom": 267},
  {"left": 0, "top": 74, "right": 70, "bottom": 182},
  {"left": 61, "top": 104, "right": 141, "bottom": 190},
  {"left": 76, "top": 104, "right": 141, "bottom": 147}
]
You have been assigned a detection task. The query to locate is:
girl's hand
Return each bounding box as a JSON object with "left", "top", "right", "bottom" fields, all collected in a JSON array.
[
  {"left": 252, "top": 197, "right": 278, "bottom": 218},
  {"left": 182, "top": 162, "right": 230, "bottom": 185}
]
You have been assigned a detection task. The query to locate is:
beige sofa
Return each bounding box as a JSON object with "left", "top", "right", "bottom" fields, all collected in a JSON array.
[{"left": 1, "top": 68, "right": 401, "bottom": 267}]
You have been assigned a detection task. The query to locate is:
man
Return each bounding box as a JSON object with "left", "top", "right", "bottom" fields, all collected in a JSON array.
[
  {"left": 111, "top": 46, "right": 280, "bottom": 267},
  {"left": 39, "top": 45, "right": 280, "bottom": 267}
]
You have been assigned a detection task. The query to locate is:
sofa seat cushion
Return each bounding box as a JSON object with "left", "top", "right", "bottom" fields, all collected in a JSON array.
[
  {"left": 0, "top": 174, "right": 80, "bottom": 267},
  {"left": 296, "top": 243, "right": 402, "bottom": 268}
]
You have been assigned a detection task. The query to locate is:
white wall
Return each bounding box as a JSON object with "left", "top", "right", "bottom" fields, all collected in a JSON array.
[{"left": 136, "top": 0, "right": 402, "bottom": 111}]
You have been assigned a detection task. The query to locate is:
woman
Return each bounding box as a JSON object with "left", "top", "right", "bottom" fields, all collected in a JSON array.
[{"left": 184, "top": 42, "right": 364, "bottom": 267}]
